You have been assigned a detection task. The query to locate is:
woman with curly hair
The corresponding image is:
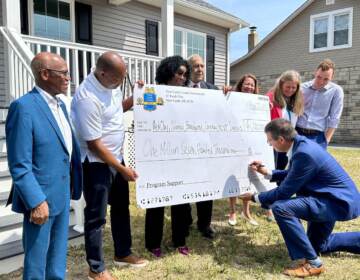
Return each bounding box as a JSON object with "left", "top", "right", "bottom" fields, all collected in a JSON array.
[{"left": 145, "top": 55, "right": 191, "bottom": 258}]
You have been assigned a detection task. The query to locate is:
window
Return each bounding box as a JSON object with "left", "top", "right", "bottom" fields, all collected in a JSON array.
[
  {"left": 309, "top": 7, "right": 352, "bottom": 52},
  {"left": 32, "top": 0, "right": 72, "bottom": 41},
  {"left": 173, "top": 27, "right": 206, "bottom": 61}
]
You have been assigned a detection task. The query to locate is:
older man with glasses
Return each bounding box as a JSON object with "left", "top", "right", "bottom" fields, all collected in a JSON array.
[{"left": 6, "top": 52, "right": 83, "bottom": 280}]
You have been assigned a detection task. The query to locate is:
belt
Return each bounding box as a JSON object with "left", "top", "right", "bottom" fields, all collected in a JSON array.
[{"left": 296, "top": 126, "right": 322, "bottom": 135}]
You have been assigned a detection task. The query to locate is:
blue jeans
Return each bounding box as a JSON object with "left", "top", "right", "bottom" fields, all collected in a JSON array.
[{"left": 271, "top": 196, "right": 360, "bottom": 260}]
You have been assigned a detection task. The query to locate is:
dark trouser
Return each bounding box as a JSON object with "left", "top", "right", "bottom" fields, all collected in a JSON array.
[
  {"left": 196, "top": 200, "right": 213, "bottom": 230},
  {"left": 296, "top": 128, "right": 328, "bottom": 149},
  {"left": 271, "top": 196, "right": 360, "bottom": 260},
  {"left": 83, "top": 161, "right": 131, "bottom": 273},
  {"left": 145, "top": 203, "right": 190, "bottom": 249}
]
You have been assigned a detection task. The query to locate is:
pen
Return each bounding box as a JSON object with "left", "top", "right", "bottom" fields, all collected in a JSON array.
[{"left": 249, "top": 163, "right": 265, "bottom": 168}]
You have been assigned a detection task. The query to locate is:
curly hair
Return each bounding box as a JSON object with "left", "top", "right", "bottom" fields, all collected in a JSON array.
[{"left": 155, "top": 55, "right": 190, "bottom": 86}]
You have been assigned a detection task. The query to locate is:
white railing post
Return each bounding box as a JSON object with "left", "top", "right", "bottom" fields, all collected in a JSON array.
[{"left": 74, "top": 49, "right": 79, "bottom": 88}]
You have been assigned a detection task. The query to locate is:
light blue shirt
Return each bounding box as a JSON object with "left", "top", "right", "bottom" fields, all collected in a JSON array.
[{"left": 296, "top": 80, "right": 344, "bottom": 131}]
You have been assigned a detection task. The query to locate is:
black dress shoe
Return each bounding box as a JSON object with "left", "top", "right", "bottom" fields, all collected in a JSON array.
[{"left": 199, "top": 226, "right": 215, "bottom": 239}]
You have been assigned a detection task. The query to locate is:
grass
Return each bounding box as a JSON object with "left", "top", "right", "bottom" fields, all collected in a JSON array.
[{"left": 2, "top": 147, "right": 360, "bottom": 280}]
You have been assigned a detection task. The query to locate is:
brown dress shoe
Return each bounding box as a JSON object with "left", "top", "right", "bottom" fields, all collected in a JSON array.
[
  {"left": 114, "top": 254, "right": 149, "bottom": 268},
  {"left": 88, "top": 269, "right": 115, "bottom": 280},
  {"left": 283, "top": 262, "right": 325, "bottom": 278}
]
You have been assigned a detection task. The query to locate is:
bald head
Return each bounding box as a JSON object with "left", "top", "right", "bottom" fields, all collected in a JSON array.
[
  {"left": 30, "top": 52, "right": 69, "bottom": 96},
  {"left": 94, "top": 51, "right": 127, "bottom": 89},
  {"left": 31, "top": 52, "right": 67, "bottom": 83},
  {"left": 188, "top": 54, "right": 204, "bottom": 83},
  {"left": 96, "top": 51, "right": 126, "bottom": 74}
]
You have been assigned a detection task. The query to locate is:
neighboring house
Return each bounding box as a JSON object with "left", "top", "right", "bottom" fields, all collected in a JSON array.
[
  {"left": 0, "top": 0, "right": 249, "bottom": 272},
  {"left": 231, "top": 0, "right": 359, "bottom": 144}
]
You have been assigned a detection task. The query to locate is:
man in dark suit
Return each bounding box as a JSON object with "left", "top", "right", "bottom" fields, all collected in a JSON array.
[
  {"left": 6, "top": 52, "right": 83, "bottom": 279},
  {"left": 187, "top": 54, "right": 218, "bottom": 239},
  {"left": 242, "top": 118, "right": 360, "bottom": 278}
]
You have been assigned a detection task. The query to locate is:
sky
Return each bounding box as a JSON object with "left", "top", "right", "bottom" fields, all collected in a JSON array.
[{"left": 206, "top": 0, "right": 307, "bottom": 62}]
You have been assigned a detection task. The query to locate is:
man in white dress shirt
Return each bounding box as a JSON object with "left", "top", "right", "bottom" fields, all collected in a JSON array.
[{"left": 71, "top": 51, "right": 148, "bottom": 280}]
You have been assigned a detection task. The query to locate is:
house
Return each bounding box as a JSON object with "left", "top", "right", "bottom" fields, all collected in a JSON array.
[
  {"left": 0, "top": 0, "right": 249, "bottom": 273},
  {"left": 230, "top": 0, "right": 360, "bottom": 145}
]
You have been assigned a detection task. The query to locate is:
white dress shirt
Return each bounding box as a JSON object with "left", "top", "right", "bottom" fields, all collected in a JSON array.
[
  {"left": 71, "top": 72, "right": 125, "bottom": 163},
  {"left": 254, "top": 142, "right": 294, "bottom": 203},
  {"left": 36, "top": 86, "right": 73, "bottom": 159}
]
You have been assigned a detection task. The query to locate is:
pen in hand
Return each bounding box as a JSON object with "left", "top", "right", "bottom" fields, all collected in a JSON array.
[{"left": 249, "top": 163, "right": 265, "bottom": 168}]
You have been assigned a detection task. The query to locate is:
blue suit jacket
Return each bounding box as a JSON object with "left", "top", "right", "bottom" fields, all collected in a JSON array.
[
  {"left": 6, "top": 88, "right": 83, "bottom": 216},
  {"left": 259, "top": 135, "right": 360, "bottom": 221}
]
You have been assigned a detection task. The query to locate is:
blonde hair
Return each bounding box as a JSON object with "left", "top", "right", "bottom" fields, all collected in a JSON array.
[{"left": 272, "top": 70, "right": 303, "bottom": 116}]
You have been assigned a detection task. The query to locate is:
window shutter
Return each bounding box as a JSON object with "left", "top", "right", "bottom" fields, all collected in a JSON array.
[
  {"left": 146, "top": 20, "right": 159, "bottom": 56},
  {"left": 75, "top": 2, "right": 92, "bottom": 44},
  {"left": 206, "top": 36, "right": 215, "bottom": 84},
  {"left": 20, "top": 0, "right": 29, "bottom": 35}
]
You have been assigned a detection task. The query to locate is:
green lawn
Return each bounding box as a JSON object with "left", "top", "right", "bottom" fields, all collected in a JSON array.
[{"left": 3, "top": 148, "right": 360, "bottom": 280}]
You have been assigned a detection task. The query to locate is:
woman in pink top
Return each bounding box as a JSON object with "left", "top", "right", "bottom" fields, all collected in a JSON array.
[{"left": 266, "top": 70, "right": 304, "bottom": 170}]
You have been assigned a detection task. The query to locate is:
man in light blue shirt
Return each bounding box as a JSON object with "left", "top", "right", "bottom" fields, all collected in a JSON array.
[{"left": 296, "top": 59, "right": 343, "bottom": 148}]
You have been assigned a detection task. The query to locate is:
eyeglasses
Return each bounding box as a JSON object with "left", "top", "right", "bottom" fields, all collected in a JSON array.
[{"left": 41, "top": 68, "right": 70, "bottom": 77}]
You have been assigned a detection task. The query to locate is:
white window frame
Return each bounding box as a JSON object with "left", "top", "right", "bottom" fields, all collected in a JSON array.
[
  {"left": 309, "top": 7, "right": 353, "bottom": 53},
  {"left": 28, "top": 0, "right": 75, "bottom": 42},
  {"left": 174, "top": 26, "right": 207, "bottom": 63}
]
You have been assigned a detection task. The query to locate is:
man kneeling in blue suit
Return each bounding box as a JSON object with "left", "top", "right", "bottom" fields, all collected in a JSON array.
[{"left": 241, "top": 118, "right": 360, "bottom": 278}]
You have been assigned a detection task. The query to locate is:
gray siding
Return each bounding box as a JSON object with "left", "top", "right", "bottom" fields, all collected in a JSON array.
[
  {"left": 230, "top": 0, "right": 360, "bottom": 144},
  {"left": 231, "top": 0, "right": 360, "bottom": 80},
  {"left": 79, "top": 0, "right": 159, "bottom": 54},
  {"left": 0, "top": 3, "right": 6, "bottom": 107},
  {"left": 79, "top": 0, "right": 228, "bottom": 86}
]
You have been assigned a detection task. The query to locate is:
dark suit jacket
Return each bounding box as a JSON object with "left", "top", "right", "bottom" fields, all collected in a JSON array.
[
  {"left": 6, "top": 88, "right": 83, "bottom": 215},
  {"left": 259, "top": 135, "right": 360, "bottom": 221},
  {"left": 198, "top": 81, "right": 218, "bottom": 90}
]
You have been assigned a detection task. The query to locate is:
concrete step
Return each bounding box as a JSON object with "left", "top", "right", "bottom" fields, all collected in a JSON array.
[
  {"left": 0, "top": 170, "right": 11, "bottom": 202},
  {"left": 0, "top": 136, "right": 6, "bottom": 153},
  {"left": 0, "top": 206, "right": 22, "bottom": 229},
  {"left": 0, "top": 152, "right": 7, "bottom": 173},
  {"left": 0, "top": 121, "right": 4, "bottom": 138},
  {"left": 0, "top": 209, "right": 78, "bottom": 252},
  {"left": 0, "top": 225, "right": 22, "bottom": 247},
  {"left": 0, "top": 108, "right": 7, "bottom": 123}
]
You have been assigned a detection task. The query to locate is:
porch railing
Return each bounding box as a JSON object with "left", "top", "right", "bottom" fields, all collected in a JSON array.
[
  {"left": 21, "top": 35, "right": 162, "bottom": 98},
  {"left": 0, "top": 27, "right": 34, "bottom": 102}
]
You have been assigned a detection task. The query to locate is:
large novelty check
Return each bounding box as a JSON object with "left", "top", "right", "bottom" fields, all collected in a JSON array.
[{"left": 133, "top": 85, "right": 275, "bottom": 208}]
